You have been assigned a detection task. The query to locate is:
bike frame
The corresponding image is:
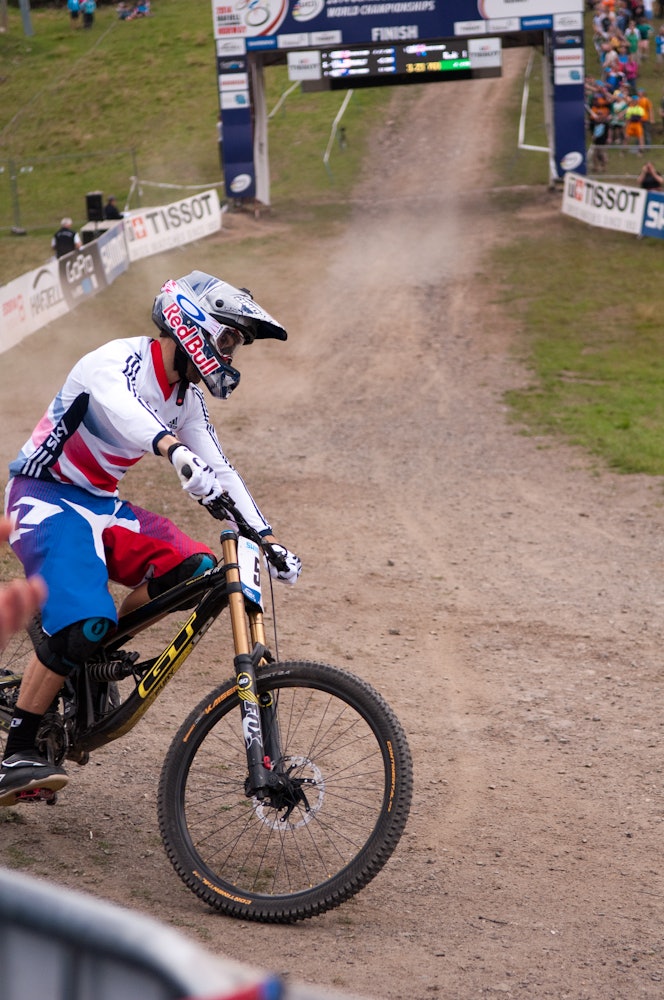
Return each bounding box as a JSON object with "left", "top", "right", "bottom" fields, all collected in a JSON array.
[{"left": 0, "top": 524, "right": 282, "bottom": 799}]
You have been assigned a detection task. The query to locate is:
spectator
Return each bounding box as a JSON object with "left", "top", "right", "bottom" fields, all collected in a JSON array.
[
  {"left": 67, "top": 0, "right": 80, "bottom": 28},
  {"left": 126, "top": 2, "right": 151, "bottom": 18},
  {"left": 608, "top": 87, "right": 629, "bottom": 144},
  {"left": 636, "top": 87, "right": 654, "bottom": 145},
  {"left": 624, "top": 94, "right": 647, "bottom": 149},
  {"left": 623, "top": 51, "right": 640, "bottom": 92},
  {"left": 81, "top": 0, "right": 96, "bottom": 29},
  {"left": 51, "top": 218, "right": 82, "bottom": 259},
  {"left": 637, "top": 18, "right": 653, "bottom": 61},
  {"left": 624, "top": 19, "right": 640, "bottom": 59},
  {"left": 589, "top": 97, "right": 611, "bottom": 171},
  {"left": 637, "top": 161, "right": 664, "bottom": 188},
  {"left": 615, "top": 0, "right": 631, "bottom": 32},
  {"left": 656, "top": 24, "right": 664, "bottom": 70},
  {"left": 604, "top": 63, "right": 625, "bottom": 91},
  {"left": 103, "top": 196, "right": 124, "bottom": 220}
]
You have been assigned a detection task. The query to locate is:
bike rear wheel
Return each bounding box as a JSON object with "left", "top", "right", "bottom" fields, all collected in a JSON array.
[{"left": 158, "top": 660, "right": 413, "bottom": 923}]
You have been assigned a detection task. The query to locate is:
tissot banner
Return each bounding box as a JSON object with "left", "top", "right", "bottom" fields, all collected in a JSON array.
[
  {"left": 562, "top": 173, "right": 647, "bottom": 234},
  {"left": 123, "top": 189, "right": 222, "bottom": 261}
]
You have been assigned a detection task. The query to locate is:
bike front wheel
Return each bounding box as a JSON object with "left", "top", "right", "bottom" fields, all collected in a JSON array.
[{"left": 158, "top": 660, "right": 413, "bottom": 923}]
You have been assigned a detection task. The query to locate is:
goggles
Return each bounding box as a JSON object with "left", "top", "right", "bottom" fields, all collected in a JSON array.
[{"left": 212, "top": 325, "right": 245, "bottom": 360}]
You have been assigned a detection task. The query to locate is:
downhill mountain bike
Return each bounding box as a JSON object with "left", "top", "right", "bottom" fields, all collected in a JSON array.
[{"left": 0, "top": 493, "right": 413, "bottom": 923}]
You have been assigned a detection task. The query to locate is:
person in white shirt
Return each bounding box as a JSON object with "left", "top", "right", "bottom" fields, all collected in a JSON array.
[{"left": 0, "top": 271, "right": 300, "bottom": 805}]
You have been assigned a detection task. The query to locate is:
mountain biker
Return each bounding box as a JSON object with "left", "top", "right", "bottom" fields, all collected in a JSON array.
[{"left": 0, "top": 270, "right": 301, "bottom": 806}]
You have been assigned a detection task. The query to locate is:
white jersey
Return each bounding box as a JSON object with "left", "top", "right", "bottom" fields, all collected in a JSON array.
[{"left": 9, "top": 336, "right": 271, "bottom": 533}]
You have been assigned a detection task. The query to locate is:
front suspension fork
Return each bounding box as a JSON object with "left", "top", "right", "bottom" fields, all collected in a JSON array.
[{"left": 221, "top": 530, "right": 283, "bottom": 798}]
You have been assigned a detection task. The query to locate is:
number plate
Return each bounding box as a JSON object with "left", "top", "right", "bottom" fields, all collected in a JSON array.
[{"left": 238, "top": 536, "right": 262, "bottom": 609}]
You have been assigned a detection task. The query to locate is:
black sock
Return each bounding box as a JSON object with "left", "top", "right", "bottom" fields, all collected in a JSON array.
[{"left": 4, "top": 708, "right": 43, "bottom": 759}]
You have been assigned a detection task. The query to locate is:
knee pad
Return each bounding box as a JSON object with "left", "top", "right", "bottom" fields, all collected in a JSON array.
[
  {"left": 147, "top": 552, "right": 216, "bottom": 599},
  {"left": 35, "top": 617, "right": 115, "bottom": 677}
]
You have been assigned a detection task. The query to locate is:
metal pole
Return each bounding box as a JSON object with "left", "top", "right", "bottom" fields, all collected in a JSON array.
[
  {"left": 131, "top": 148, "right": 141, "bottom": 206},
  {"left": 18, "top": 0, "right": 33, "bottom": 36},
  {"left": 9, "top": 159, "right": 23, "bottom": 232}
]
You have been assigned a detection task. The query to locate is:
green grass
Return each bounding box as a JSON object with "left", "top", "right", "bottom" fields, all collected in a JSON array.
[
  {"left": 495, "top": 217, "right": 664, "bottom": 473},
  {"left": 4, "top": 5, "right": 664, "bottom": 476},
  {"left": 491, "top": 16, "right": 664, "bottom": 476},
  {"left": 0, "top": 0, "right": 394, "bottom": 275}
]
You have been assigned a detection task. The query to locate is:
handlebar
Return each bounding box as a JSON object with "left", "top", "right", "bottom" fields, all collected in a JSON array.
[
  {"left": 174, "top": 455, "right": 289, "bottom": 574},
  {"left": 201, "top": 493, "right": 289, "bottom": 573}
]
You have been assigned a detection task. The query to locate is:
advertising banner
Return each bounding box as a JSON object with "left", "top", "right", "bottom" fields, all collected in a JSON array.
[
  {"left": 0, "top": 261, "right": 68, "bottom": 353},
  {"left": 561, "top": 173, "right": 646, "bottom": 234},
  {"left": 640, "top": 191, "right": 664, "bottom": 239},
  {"left": 59, "top": 241, "right": 108, "bottom": 311},
  {"left": 123, "top": 189, "right": 222, "bottom": 262},
  {"left": 96, "top": 221, "right": 130, "bottom": 286},
  {"left": 211, "top": 0, "right": 582, "bottom": 50},
  {"left": 550, "top": 14, "right": 586, "bottom": 175}
]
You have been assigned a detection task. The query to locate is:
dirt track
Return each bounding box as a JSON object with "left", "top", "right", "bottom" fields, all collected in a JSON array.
[{"left": 1, "top": 47, "right": 664, "bottom": 1000}]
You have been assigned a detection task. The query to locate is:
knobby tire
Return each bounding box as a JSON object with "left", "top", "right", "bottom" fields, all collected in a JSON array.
[{"left": 157, "top": 660, "right": 413, "bottom": 923}]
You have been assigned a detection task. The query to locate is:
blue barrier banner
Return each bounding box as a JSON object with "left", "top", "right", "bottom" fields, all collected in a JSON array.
[
  {"left": 97, "top": 223, "right": 130, "bottom": 286},
  {"left": 219, "top": 108, "right": 256, "bottom": 198},
  {"left": 640, "top": 191, "right": 664, "bottom": 239},
  {"left": 550, "top": 16, "right": 586, "bottom": 176},
  {"left": 216, "top": 37, "right": 256, "bottom": 199}
]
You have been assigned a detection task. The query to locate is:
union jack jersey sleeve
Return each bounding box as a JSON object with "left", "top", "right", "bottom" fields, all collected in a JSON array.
[{"left": 9, "top": 337, "right": 172, "bottom": 496}]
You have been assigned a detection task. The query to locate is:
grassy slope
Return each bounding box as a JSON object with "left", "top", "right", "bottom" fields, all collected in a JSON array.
[
  {"left": 3, "top": 5, "right": 664, "bottom": 475},
  {"left": 498, "top": 21, "right": 664, "bottom": 476},
  {"left": 0, "top": 0, "right": 397, "bottom": 276}
]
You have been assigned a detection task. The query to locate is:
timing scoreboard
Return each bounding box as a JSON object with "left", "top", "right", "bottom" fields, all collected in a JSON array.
[
  {"left": 292, "top": 37, "right": 501, "bottom": 90},
  {"left": 324, "top": 39, "right": 469, "bottom": 77}
]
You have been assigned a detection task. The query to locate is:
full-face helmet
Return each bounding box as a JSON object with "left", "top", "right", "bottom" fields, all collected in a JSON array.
[{"left": 152, "top": 270, "right": 287, "bottom": 399}]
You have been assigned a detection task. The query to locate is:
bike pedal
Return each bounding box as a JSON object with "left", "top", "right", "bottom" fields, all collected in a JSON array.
[{"left": 16, "top": 788, "right": 58, "bottom": 805}]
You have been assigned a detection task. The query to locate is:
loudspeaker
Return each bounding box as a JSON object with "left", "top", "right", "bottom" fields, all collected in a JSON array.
[{"left": 86, "top": 191, "right": 104, "bottom": 223}]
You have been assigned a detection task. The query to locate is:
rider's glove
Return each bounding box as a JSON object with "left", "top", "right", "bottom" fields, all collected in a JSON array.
[
  {"left": 168, "top": 443, "right": 222, "bottom": 503},
  {"left": 266, "top": 545, "right": 302, "bottom": 586}
]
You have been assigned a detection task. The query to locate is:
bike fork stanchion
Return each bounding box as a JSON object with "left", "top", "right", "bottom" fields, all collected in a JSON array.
[
  {"left": 221, "top": 529, "right": 272, "bottom": 795},
  {"left": 220, "top": 529, "right": 251, "bottom": 656}
]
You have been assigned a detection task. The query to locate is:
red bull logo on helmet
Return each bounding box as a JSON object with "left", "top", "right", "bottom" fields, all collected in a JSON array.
[{"left": 162, "top": 299, "right": 221, "bottom": 377}]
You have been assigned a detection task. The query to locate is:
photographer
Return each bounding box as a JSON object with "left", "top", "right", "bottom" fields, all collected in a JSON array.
[{"left": 637, "top": 161, "right": 664, "bottom": 190}]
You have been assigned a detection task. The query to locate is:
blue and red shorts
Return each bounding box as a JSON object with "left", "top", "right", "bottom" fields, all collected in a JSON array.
[{"left": 5, "top": 476, "right": 214, "bottom": 636}]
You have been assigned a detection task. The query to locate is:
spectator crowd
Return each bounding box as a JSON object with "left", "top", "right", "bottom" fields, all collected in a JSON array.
[{"left": 586, "top": 0, "right": 662, "bottom": 171}]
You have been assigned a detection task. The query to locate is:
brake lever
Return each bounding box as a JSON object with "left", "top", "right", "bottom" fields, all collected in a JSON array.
[
  {"left": 262, "top": 544, "right": 289, "bottom": 573},
  {"left": 202, "top": 495, "right": 233, "bottom": 522}
]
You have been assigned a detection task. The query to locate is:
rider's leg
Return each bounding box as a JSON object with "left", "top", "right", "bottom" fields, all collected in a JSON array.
[
  {"left": 117, "top": 581, "right": 150, "bottom": 617},
  {"left": 2, "top": 478, "right": 118, "bottom": 802},
  {"left": 15, "top": 655, "right": 64, "bottom": 715},
  {"left": 4, "top": 612, "right": 114, "bottom": 758},
  {"left": 116, "top": 550, "right": 216, "bottom": 617},
  {"left": 105, "top": 502, "right": 216, "bottom": 618}
]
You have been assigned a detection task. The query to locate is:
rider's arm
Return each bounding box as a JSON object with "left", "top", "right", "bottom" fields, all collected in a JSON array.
[
  {"left": 160, "top": 424, "right": 300, "bottom": 583},
  {"left": 172, "top": 389, "right": 275, "bottom": 536}
]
